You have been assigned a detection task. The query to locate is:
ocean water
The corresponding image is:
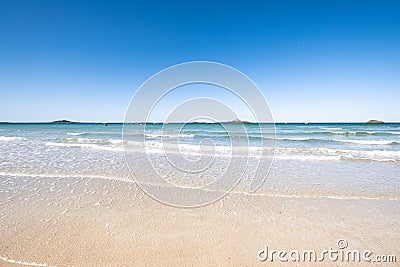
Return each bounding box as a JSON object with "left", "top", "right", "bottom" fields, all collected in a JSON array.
[{"left": 0, "top": 123, "right": 399, "bottom": 199}]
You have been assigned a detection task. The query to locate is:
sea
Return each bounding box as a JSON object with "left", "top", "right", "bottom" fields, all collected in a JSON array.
[{"left": 1, "top": 123, "right": 399, "bottom": 200}]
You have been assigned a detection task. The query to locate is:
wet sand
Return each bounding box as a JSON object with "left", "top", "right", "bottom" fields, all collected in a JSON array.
[{"left": 1, "top": 175, "right": 399, "bottom": 266}]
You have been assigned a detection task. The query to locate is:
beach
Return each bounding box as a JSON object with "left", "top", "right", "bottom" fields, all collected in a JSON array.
[
  {"left": 1, "top": 175, "right": 399, "bottom": 266},
  {"left": 1, "top": 123, "right": 399, "bottom": 266}
]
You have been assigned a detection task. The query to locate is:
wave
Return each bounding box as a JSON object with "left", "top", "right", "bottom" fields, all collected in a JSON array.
[
  {"left": 264, "top": 136, "right": 399, "bottom": 145},
  {"left": 328, "top": 131, "right": 400, "bottom": 136},
  {"left": 283, "top": 131, "right": 395, "bottom": 136},
  {"left": 327, "top": 131, "right": 376, "bottom": 136},
  {"left": 61, "top": 138, "right": 126, "bottom": 144},
  {"left": 320, "top": 127, "right": 342, "bottom": 130},
  {"left": 0, "top": 136, "right": 25, "bottom": 141},
  {"left": 144, "top": 133, "right": 195, "bottom": 139},
  {"left": 142, "top": 142, "right": 233, "bottom": 157},
  {"left": 333, "top": 139, "right": 400, "bottom": 145},
  {"left": 138, "top": 141, "right": 400, "bottom": 162},
  {"left": 275, "top": 136, "right": 400, "bottom": 145},
  {"left": 275, "top": 137, "right": 317, "bottom": 141},
  {"left": 64, "top": 137, "right": 100, "bottom": 142},
  {"left": 274, "top": 147, "right": 400, "bottom": 162},
  {"left": 274, "top": 154, "right": 341, "bottom": 161},
  {"left": 42, "top": 136, "right": 400, "bottom": 162},
  {"left": 132, "top": 130, "right": 400, "bottom": 142},
  {"left": 67, "top": 132, "right": 87, "bottom": 136},
  {"left": 275, "top": 146, "right": 400, "bottom": 155},
  {"left": 142, "top": 130, "right": 398, "bottom": 141},
  {"left": 45, "top": 142, "right": 123, "bottom": 151}
]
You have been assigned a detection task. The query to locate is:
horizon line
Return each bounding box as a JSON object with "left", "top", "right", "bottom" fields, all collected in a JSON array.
[{"left": 0, "top": 121, "right": 398, "bottom": 124}]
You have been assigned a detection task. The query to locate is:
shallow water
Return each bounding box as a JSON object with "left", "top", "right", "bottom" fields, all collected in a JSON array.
[{"left": 0, "top": 123, "right": 399, "bottom": 199}]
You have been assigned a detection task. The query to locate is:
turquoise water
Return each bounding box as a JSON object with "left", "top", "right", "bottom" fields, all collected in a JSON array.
[
  {"left": 1, "top": 123, "right": 399, "bottom": 199},
  {"left": 2, "top": 122, "right": 399, "bottom": 161}
]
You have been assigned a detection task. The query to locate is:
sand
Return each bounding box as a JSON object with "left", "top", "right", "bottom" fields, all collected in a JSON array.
[{"left": 0, "top": 175, "right": 399, "bottom": 266}]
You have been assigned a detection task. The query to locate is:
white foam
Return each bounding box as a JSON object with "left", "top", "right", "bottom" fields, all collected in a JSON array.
[
  {"left": 274, "top": 147, "right": 400, "bottom": 162},
  {"left": 0, "top": 256, "right": 52, "bottom": 266},
  {"left": 0, "top": 136, "right": 25, "bottom": 141},
  {"left": 274, "top": 154, "right": 341, "bottom": 161},
  {"left": 65, "top": 137, "right": 99, "bottom": 142},
  {"left": 108, "top": 139, "right": 126, "bottom": 144},
  {"left": 45, "top": 142, "right": 123, "bottom": 151},
  {"left": 145, "top": 133, "right": 195, "bottom": 139},
  {"left": 64, "top": 137, "right": 126, "bottom": 144},
  {"left": 135, "top": 141, "right": 400, "bottom": 161},
  {"left": 140, "top": 142, "right": 266, "bottom": 160},
  {"left": 334, "top": 139, "right": 399, "bottom": 145},
  {"left": 350, "top": 149, "right": 400, "bottom": 157},
  {"left": 321, "top": 127, "right": 342, "bottom": 130},
  {"left": 275, "top": 137, "right": 314, "bottom": 141},
  {"left": 335, "top": 131, "right": 376, "bottom": 135},
  {"left": 0, "top": 171, "right": 129, "bottom": 181},
  {"left": 67, "top": 132, "right": 86, "bottom": 136}
]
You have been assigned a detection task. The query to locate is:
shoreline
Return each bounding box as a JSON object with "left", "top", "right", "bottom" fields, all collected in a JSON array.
[{"left": 1, "top": 172, "right": 398, "bottom": 201}]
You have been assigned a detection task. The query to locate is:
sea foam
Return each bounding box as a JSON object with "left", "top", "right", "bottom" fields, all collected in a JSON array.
[{"left": 0, "top": 136, "right": 25, "bottom": 141}]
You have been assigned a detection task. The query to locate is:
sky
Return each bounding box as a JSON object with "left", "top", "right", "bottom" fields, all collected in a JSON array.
[{"left": 0, "top": 0, "right": 399, "bottom": 122}]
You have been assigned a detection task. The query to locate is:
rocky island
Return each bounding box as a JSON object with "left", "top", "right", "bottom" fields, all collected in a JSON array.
[
  {"left": 366, "top": 119, "right": 385, "bottom": 124},
  {"left": 222, "top": 119, "right": 251, "bottom": 124},
  {"left": 50, "top": 120, "right": 75, "bottom": 124}
]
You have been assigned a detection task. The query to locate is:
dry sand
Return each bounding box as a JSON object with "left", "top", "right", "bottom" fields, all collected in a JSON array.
[{"left": 1, "top": 175, "right": 399, "bottom": 266}]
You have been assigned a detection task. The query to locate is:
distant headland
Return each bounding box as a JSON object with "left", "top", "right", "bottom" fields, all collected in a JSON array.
[
  {"left": 49, "top": 120, "right": 109, "bottom": 126},
  {"left": 222, "top": 119, "right": 251, "bottom": 124},
  {"left": 50, "top": 120, "right": 75, "bottom": 124},
  {"left": 366, "top": 119, "right": 385, "bottom": 124}
]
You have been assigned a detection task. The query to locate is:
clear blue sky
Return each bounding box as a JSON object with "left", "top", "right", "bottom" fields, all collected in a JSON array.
[{"left": 0, "top": 0, "right": 399, "bottom": 122}]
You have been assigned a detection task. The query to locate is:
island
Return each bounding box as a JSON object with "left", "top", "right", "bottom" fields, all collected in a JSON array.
[
  {"left": 50, "top": 120, "right": 75, "bottom": 124},
  {"left": 366, "top": 119, "right": 385, "bottom": 124},
  {"left": 222, "top": 119, "right": 251, "bottom": 124}
]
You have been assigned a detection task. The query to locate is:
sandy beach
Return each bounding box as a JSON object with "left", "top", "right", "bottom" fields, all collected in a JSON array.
[{"left": 1, "top": 174, "right": 399, "bottom": 266}]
